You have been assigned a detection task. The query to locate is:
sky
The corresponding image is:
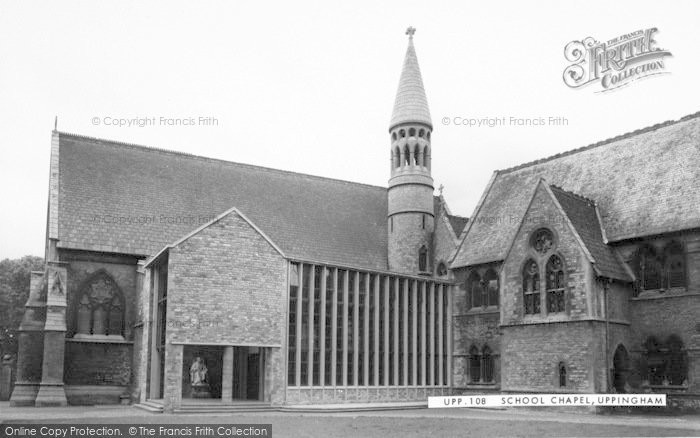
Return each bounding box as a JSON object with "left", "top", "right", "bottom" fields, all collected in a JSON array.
[{"left": 0, "top": 0, "right": 698, "bottom": 259}]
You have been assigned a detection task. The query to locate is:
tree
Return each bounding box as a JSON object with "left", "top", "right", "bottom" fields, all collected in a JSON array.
[{"left": 0, "top": 256, "right": 44, "bottom": 357}]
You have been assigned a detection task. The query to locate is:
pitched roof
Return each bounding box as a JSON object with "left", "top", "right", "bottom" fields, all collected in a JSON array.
[
  {"left": 389, "top": 35, "right": 432, "bottom": 129},
  {"left": 56, "top": 133, "right": 391, "bottom": 271},
  {"left": 549, "top": 185, "right": 630, "bottom": 281},
  {"left": 452, "top": 112, "right": 700, "bottom": 268}
]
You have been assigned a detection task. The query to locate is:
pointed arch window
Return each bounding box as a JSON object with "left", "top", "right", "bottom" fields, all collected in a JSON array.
[
  {"left": 558, "top": 362, "right": 567, "bottom": 387},
  {"left": 546, "top": 255, "right": 566, "bottom": 313},
  {"left": 74, "top": 271, "right": 125, "bottom": 338},
  {"left": 636, "top": 245, "right": 662, "bottom": 291},
  {"left": 522, "top": 260, "right": 540, "bottom": 315},
  {"left": 665, "top": 241, "right": 686, "bottom": 289},
  {"left": 466, "top": 271, "right": 482, "bottom": 309},
  {"left": 484, "top": 269, "right": 499, "bottom": 307},
  {"left": 469, "top": 345, "right": 481, "bottom": 383},
  {"left": 482, "top": 346, "right": 494, "bottom": 383}
]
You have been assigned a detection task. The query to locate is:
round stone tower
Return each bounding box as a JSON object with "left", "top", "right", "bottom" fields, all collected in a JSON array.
[{"left": 387, "top": 27, "right": 434, "bottom": 275}]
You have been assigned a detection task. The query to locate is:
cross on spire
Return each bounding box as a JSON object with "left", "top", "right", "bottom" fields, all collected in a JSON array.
[{"left": 406, "top": 26, "right": 416, "bottom": 39}]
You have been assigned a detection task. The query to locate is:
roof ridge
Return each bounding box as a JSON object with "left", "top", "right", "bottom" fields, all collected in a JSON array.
[
  {"left": 499, "top": 110, "right": 700, "bottom": 174},
  {"left": 549, "top": 184, "right": 596, "bottom": 206},
  {"left": 57, "top": 130, "right": 388, "bottom": 192}
]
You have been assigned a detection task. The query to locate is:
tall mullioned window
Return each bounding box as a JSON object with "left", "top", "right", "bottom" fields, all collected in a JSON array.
[
  {"left": 286, "top": 262, "right": 450, "bottom": 389},
  {"left": 288, "top": 264, "right": 299, "bottom": 385}
]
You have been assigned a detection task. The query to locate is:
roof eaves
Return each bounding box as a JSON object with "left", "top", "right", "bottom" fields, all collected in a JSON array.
[{"left": 498, "top": 111, "right": 700, "bottom": 175}]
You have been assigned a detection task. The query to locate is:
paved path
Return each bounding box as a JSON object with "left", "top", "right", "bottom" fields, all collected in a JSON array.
[{"left": 2, "top": 403, "right": 700, "bottom": 437}]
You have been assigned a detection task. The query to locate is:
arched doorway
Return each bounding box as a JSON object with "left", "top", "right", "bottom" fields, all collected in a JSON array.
[{"left": 613, "top": 345, "right": 630, "bottom": 393}]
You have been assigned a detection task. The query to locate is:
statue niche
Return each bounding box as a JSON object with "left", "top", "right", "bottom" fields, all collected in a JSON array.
[{"left": 189, "top": 356, "right": 211, "bottom": 398}]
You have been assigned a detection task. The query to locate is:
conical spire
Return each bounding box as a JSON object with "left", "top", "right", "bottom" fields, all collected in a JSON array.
[{"left": 389, "top": 27, "right": 432, "bottom": 130}]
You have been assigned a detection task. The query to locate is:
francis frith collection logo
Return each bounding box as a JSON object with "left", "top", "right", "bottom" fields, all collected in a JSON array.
[{"left": 563, "top": 28, "right": 672, "bottom": 92}]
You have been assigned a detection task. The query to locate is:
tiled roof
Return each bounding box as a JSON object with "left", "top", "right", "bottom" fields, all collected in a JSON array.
[
  {"left": 452, "top": 112, "right": 700, "bottom": 268},
  {"left": 56, "top": 133, "right": 391, "bottom": 271},
  {"left": 549, "top": 185, "right": 630, "bottom": 281},
  {"left": 389, "top": 37, "right": 432, "bottom": 129}
]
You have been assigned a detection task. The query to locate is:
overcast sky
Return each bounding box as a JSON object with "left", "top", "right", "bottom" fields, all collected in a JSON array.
[{"left": 1, "top": 0, "right": 698, "bottom": 260}]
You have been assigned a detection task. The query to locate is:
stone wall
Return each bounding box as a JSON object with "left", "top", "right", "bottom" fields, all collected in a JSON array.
[
  {"left": 59, "top": 251, "right": 139, "bottom": 401},
  {"left": 161, "top": 209, "right": 287, "bottom": 408}
]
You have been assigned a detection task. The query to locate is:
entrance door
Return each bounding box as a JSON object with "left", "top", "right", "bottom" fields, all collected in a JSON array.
[
  {"left": 613, "top": 345, "right": 630, "bottom": 393},
  {"left": 232, "top": 347, "right": 264, "bottom": 401}
]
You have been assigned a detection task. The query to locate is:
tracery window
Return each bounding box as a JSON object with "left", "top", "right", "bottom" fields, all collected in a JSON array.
[
  {"left": 634, "top": 242, "right": 687, "bottom": 293},
  {"left": 531, "top": 228, "right": 554, "bottom": 254},
  {"left": 75, "top": 271, "right": 124, "bottom": 337},
  {"left": 546, "top": 255, "right": 565, "bottom": 313},
  {"left": 644, "top": 335, "right": 688, "bottom": 386},
  {"left": 522, "top": 260, "right": 540, "bottom": 315}
]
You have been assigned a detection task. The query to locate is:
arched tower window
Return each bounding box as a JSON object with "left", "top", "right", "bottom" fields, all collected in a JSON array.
[
  {"left": 546, "top": 255, "right": 565, "bottom": 313},
  {"left": 665, "top": 241, "right": 686, "bottom": 288},
  {"left": 469, "top": 345, "right": 481, "bottom": 383},
  {"left": 424, "top": 145, "right": 431, "bottom": 170},
  {"left": 403, "top": 144, "right": 410, "bottom": 166},
  {"left": 522, "top": 260, "right": 540, "bottom": 315},
  {"left": 417, "top": 144, "right": 424, "bottom": 167},
  {"left": 436, "top": 262, "right": 447, "bottom": 277},
  {"left": 409, "top": 127, "right": 416, "bottom": 137},
  {"left": 392, "top": 146, "right": 400, "bottom": 169},
  {"left": 418, "top": 129, "right": 425, "bottom": 138},
  {"left": 74, "top": 271, "right": 125, "bottom": 337},
  {"left": 418, "top": 246, "right": 428, "bottom": 272},
  {"left": 559, "top": 362, "right": 567, "bottom": 387}
]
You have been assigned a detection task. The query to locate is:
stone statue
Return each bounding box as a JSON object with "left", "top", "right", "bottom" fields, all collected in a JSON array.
[{"left": 189, "top": 357, "right": 208, "bottom": 385}]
